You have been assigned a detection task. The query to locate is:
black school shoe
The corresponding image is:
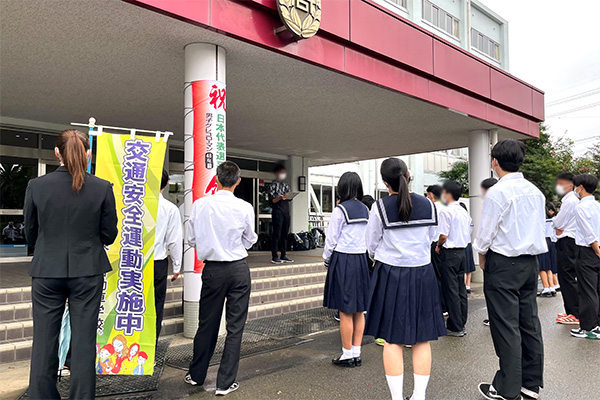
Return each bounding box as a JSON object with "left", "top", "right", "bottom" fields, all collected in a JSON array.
[
  {"left": 354, "top": 356, "right": 362, "bottom": 367},
  {"left": 478, "top": 383, "right": 523, "bottom": 400},
  {"left": 332, "top": 355, "right": 355, "bottom": 368}
]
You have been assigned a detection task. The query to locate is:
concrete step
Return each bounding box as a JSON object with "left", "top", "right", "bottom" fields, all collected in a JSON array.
[
  {"left": 0, "top": 302, "right": 32, "bottom": 323},
  {"left": 0, "top": 287, "right": 32, "bottom": 305},
  {"left": 251, "top": 271, "right": 326, "bottom": 292},
  {"left": 247, "top": 295, "right": 323, "bottom": 321},
  {"left": 250, "top": 283, "right": 323, "bottom": 306},
  {"left": 250, "top": 262, "right": 324, "bottom": 280}
]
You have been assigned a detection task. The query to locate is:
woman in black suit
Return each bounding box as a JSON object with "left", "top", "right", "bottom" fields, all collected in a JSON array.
[{"left": 24, "top": 129, "right": 118, "bottom": 400}]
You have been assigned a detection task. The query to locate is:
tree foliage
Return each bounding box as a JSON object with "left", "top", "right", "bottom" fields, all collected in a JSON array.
[{"left": 439, "top": 124, "right": 600, "bottom": 200}]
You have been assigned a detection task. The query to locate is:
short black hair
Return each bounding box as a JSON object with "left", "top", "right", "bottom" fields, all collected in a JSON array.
[
  {"left": 556, "top": 172, "right": 575, "bottom": 183},
  {"left": 426, "top": 185, "right": 442, "bottom": 200},
  {"left": 361, "top": 195, "right": 375, "bottom": 210},
  {"left": 573, "top": 174, "right": 599, "bottom": 194},
  {"left": 337, "top": 172, "right": 364, "bottom": 203},
  {"left": 273, "top": 164, "right": 286, "bottom": 174},
  {"left": 161, "top": 169, "right": 169, "bottom": 190},
  {"left": 442, "top": 180, "right": 463, "bottom": 201},
  {"left": 217, "top": 161, "right": 241, "bottom": 188},
  {"left": 491, "top": 139, "right": 526, "bottom": 172},
  {"left": 481, "top": 177, "right": 498, "bottom": 190}
]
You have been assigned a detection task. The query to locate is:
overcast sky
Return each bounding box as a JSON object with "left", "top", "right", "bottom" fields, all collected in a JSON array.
[{"left": 480, "top": 0, "right": 600, "bottom": 155}]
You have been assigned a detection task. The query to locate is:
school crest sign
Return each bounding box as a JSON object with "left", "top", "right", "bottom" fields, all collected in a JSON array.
[{"left": 277, "top": 0, "right": 321, "bottom": 39}]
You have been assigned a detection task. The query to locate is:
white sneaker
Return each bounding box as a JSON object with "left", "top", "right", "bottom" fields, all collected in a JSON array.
[
  {"left": 184, "top": 373, "right": 199, "bottom": 386},
  {"left": 216, "top": 382, "right": 239, "bottom": 396}
]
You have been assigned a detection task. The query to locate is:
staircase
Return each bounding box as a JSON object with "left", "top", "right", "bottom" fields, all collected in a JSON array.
[{"left": 0, "top": 260, "right": 327, "bottom": 363}]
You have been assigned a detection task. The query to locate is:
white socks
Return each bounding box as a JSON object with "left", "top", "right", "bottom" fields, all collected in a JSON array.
[
  {"left": 340, "top": 347, "right": 353, "bottom": 360},
  {"left": 542, "top": 287, "right": 551, "bottom": 293},
  {"left": 352, "top": 345, "right": 361, "bottom": 358},
  {"left": 386, "top": 374, "right": 404, "bottom": 400},
  {"left": 411, "top": 374, "right": 430, "bottom": 400}
]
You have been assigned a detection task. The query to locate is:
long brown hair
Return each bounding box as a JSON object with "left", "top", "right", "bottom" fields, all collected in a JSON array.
[{"left": 56, "top": 129, "right": 89, "bottom": 193}]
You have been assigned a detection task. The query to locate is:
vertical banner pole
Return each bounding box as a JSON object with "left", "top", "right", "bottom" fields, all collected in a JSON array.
[{"left": 183, "top": 43, "right": 227, "bottom": 338}]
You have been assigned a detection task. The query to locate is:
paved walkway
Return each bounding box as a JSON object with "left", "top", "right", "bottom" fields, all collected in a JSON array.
[{"left": 2, "top": 290, "right": 596, "bottom": 399}]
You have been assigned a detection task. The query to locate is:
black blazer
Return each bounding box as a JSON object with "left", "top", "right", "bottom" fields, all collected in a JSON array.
[{"left": 24, "top": 166, "right": 118, "bottom": 278}]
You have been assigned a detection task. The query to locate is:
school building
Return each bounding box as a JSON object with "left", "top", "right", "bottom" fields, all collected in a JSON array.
[{"left": 0, "top": 0, "right": 544, "bottom": 350}]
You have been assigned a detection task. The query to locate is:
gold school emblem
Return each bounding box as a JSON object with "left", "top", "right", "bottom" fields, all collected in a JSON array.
[{"left": 277, "top": 0, "right": 321, "bottom": 39}]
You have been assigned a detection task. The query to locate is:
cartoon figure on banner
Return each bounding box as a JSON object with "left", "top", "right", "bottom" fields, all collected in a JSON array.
[
  {"left": 121, "top": 342, "right": 140, "bottom": 374},
  {"left": 134, "top": 352, "right": 148, "bottom": 375},
  {"left": 97, "top": 344, "right": 115, "bottom": 374},
  {"left": 111, "top": 334, "right": 129, "bottom": 374}
]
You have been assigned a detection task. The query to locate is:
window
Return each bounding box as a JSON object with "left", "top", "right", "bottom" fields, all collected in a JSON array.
[
  {"left": 422, "top": 0, "right": 459, "bottom": 38},
  {"left": 471, "top": 29, "right": 500, "bottom": 61},
  {"left": 311, "top": 184, "right": 334, "bottom": 213},
  {"left": 384, "top": 0, "right": 407, "bottom": 9}
]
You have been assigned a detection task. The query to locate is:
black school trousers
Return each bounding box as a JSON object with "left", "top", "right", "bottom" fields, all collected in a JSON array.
[
  {"left": 556, "top": 237, "right": 579, "bottom": 317},
  {"left": 576, "top": 246, "right": 600, "bottom": 331},
  {"left": 430, "top": 241, "right": 446, "bottom": 312},
  {"left": 440, "top": 247, "right": 468, "bottom": 332},
  {"left": 29, "top": 275, "right": 103, "bottom": 400},
  {"left": 154, "top": 258, "right": 169, "bottom": 338},
  {"left": 271, "top": 211, "right": 290, "bottom": 258},
  {"left": 484, "top": 251, "right": 544, "bottom": 399},
  {"left": 188, "top": 259, "right": 251, "bottom": 390}
]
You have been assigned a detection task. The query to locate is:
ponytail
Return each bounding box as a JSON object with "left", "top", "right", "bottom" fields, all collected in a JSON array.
[
  {"left": 380, "top": 158, "right": 412, "bottom": 222},
  {"left": 397, "top": 174, "right": 412, "bottom": 222},
  {"left": 56, "top": 129, "right": 89, "bottom": 193}
]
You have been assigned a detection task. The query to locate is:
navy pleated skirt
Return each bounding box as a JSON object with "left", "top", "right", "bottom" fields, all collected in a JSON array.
[
  {"left": 465, "top": 243, "right": 476, "bottom": 273},
  {"left": 365, "top": 262, "right": 447, "bottom": 345},
  {"left": 538, "top": 238, "right": 557, "bottom": 273},
  {"left": 323, "top": 251, "right": 371, "bottom": 313}
]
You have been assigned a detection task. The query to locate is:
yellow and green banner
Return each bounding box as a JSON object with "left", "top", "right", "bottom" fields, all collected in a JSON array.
[{"left": 94, "top": 133, "right": 166, "bottom": 376}]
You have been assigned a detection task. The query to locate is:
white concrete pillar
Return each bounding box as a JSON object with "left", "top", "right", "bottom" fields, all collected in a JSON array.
[
  {"left": 183, "top": 43, "right": 226, "bottom": 338},
  {"left": 287, "top": 156, "right": 310, "bottom": 233},
  {"left": 468, "top": 130, "right": 490, "bottom": 283}
]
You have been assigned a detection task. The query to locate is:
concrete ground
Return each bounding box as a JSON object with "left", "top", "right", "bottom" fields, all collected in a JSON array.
[{"left": 2, "top": 290, "right": 598, "bottom": 400}]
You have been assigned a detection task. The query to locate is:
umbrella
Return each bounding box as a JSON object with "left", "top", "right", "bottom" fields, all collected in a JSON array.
[{"left": 58, "top": 303, "right": 71, "bottom": 370}]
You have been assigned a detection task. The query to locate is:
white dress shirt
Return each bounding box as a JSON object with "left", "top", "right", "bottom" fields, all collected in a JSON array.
[
  {"left": 473, "top": 173, "right": 547, "bottom": 257},
  {"left": 366, "top": 205, "right": 438, "bottom": 267},
  {"left": 431, "top": 201, "right": 445, "bottom": 242},
  {"left": 552, "top": 191, "right": 578, "bottom": 239},
  {"left": 323, "top": 206, "right": 368, "bottom": 261},
  {"left": 187, "top": 190, "right": 258, "bottom": 262},
  {"left": 574, "top": 196, "right": 600, "bottom": 247},
  {"left": 438, "top": 201, "right": 472, "bottom": 249},
  {"left": 544, "top": 219, "right": 558, "bottom": 242},
  {"left": 154, "top": 193, "right": 184, "bottom": 273}
]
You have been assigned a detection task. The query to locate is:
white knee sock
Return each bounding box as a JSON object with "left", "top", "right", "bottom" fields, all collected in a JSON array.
[
  {"left": 385, "top": 374, "right": 403, "bottom": 400},
  {"left": 411, "top": 374, "right": 430, "bottom": 400},
  {"left": 352, "top": 345, "right": 361, "bottom": 358},
  {"left": 340, "top": 347, "right": 353, "bottom": 360}
]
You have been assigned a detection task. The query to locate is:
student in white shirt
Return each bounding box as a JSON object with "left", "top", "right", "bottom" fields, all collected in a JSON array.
[
  {"left": 473, "top": 140, "right": 546, "bottom": 400},
  {"left": 185, "top": 161, "right": 258, "bottom": 396},
  {"left": 458, "top": 202, "right": 476, "bottom": 294},
  {"left": 322, "top": 172, "right": 370, "bottom": 368},
  {"left": 570, "top": 174, "right": 600, "bottom": 340},
  {"left": 365, "top": 158, "right": 446, "bottom": 400},
  {"left": 436, "top": 181, "right": 472, "bottom": 336},
  {"left": 538, "top": 202, "right": 559, "bottom": 298},
  {"left": 154, "top": 170, "right": 183, "bottom": 338},
  {"left": 479, "top": 177, "right": 498, "bottom": 328},
  {"left": 426, "top": 185, "right": 446, "bottom": 314},
  {"left": 552, "top": 172, "right": 580, "bottom": 325}
]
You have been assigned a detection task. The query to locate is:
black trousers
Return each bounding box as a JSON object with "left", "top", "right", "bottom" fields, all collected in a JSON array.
[
  {"left": 29, "top": 275, "right": 103, "bottom": 400},
  {"left": 576, "top": 246, "right": 600, "bottom": 331},
  {"left": 556, "top": 237, "right": 579, "bottom": 317},
  {"left": 188, "top": 259, "right": 251, "bottom": 389},
  {"left": 440, "top": 248, "right": 468, "bottom": 332},
  {"left": 484, "top": 252, "right": 544, "bottom": 399},
  {"left": 430, "top": 241, "right": 446, "bottom": 312},
  {"left": 154, "top": 258, "right": 169, "bottom": 338},
  {"left": 271, "top": 211, "right": 290, "bottom": 258}
]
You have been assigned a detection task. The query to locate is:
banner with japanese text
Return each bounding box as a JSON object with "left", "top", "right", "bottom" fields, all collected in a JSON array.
[
  {"left": 94, "top": 133, "right": 166, "bottom": 376},
  {"left": 192, "top": 79, "right": 226, "bottom": 273}
]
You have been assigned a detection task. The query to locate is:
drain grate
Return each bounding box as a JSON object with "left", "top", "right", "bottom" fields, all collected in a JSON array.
[
  {"left": 166, "top": 307, "right": 340, "bottom": 370},
  {"left": 18, "top": 338, "right": 171, "bottom": 399}
]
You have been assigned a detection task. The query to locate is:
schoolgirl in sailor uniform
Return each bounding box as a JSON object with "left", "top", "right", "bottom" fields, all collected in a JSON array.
[
  {"left": 459, "top": 202, "right": 477, "bottom": 293},
  {"left": 538, "top": 202, "right": 559, "bottom": 297},
  {"left": 323, "top": 172, "right": 371, "bottom": 368},
  {"left": 365, "top": 158, "right": 446, "bottom": 400}
]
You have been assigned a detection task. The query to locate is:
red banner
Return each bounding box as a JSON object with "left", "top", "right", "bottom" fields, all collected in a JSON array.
[{"left": 192, "top": 80, "right": 226, "bottom": 272}]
